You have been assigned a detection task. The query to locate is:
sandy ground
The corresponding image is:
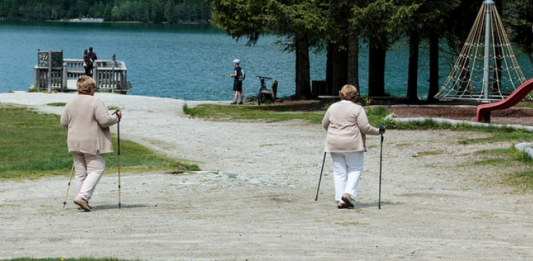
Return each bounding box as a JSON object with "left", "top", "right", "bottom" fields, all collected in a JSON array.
[{"left": 0, "top": 92, "right": 532, "bottom": 261}]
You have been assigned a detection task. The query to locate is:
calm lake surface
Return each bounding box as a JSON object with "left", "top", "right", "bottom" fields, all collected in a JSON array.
[{"left": 1, "top": 22, "right": 532, "bottom": 101}]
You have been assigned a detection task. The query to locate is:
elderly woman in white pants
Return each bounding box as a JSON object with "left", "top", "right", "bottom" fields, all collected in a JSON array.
[
  {"left": 322, "top": 84, "right": 384, "bottom": 209},
  {"left": 61, "top": 76, "right": 122, "bottom": 211}
]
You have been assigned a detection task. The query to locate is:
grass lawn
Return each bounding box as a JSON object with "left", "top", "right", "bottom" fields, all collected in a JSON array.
[
  {"left": 182, "top": 100, "right": 390, "bottom": 126},
  {"left": 0, "top": 104, "right": 198, "bottom": 180}
]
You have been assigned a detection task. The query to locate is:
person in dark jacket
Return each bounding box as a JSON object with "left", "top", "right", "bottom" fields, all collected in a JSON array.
[{"left": 85, "top": 47, "right": 98, "bottom": 77}]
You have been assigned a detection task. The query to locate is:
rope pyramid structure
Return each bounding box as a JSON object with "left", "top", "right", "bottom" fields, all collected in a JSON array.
[{"left": 435, "top": 0, "right": 528, "bottom": 102}]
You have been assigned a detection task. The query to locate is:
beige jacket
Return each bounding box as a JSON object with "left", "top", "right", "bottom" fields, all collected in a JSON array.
[
  {"left": 322, "top": 100, "right": 379, "bottom": 152},
  {"left": 60, "top": 95, "right": 119, "bottom": 155}
]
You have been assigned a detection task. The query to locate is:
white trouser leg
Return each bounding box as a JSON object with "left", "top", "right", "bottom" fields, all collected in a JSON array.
[
  {"left": 73, "top": 152, "right": 87, "bottom": 196},
  {"left": 331, "top": 152, "right": 364, "bottom": 203},
  {"left": 73, "top": 152, "right": 106, "bottom": 201},
  {"left": 343, "top": 152, "right": 364, "bottom": 200}
]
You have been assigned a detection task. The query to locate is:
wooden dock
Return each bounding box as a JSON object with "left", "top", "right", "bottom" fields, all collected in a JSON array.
[{"left": 33, "top": 50, "right": 131, "bottom": 94}]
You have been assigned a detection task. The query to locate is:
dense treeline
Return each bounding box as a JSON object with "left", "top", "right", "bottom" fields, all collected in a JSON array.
[
  {"left": 0, "top": 0, "right": 212, "bottom": 23},
  {"left": 3, "top": 0, "right": 533, "bottom": 101},
  {"left": 206, "top": 0, "right": 533, "bottom": 101}
]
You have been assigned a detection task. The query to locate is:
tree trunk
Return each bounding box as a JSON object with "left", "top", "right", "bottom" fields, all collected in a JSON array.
[
  {"left": 328, "top": 43, "right": 348, "bottom": 96},
  {"left": 407, "top": 31, "right": 420, "bottom": 102},
  {"left": 368, "top": 39, "right": 386, "bottom": 97},
  {"left": 326, "top": 43, "right": 334, "bottom": 95},
  {"left": 294, "top": 35, "right": 312, "bottom": 99},
  {"left": 427, "top": 34, "right": 440, "bottom": 101},
  {"left": 347, "top": 32, "right": 360, "bottom": 93}
]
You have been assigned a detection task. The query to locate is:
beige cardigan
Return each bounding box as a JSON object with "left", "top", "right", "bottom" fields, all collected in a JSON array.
[
  {"left": 60, "top": 95, "right": 119, "bottom": 155},
  {"left": 322, "top": 100, "right": 379, "bottom": 152}
]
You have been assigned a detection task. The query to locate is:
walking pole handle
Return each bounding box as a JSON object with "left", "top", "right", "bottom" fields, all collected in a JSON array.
[
  {"left": 379, "top": 124, "right": 384, "bottom": 140},
  {"left": 112, "top": 110, "right": 121, "bottom": 155},
  {"left": 112, "top": 110, "right": 121, "bottom": 122}
]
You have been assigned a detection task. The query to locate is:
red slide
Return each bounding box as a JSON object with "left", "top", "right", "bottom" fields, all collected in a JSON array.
[{"left": 476, "top": 78, "right": 533, "bottom": 123}]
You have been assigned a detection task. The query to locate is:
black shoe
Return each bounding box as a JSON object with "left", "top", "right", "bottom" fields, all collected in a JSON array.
[
  {"left": 238, "top": 101, "right": 243, "bottom": 105},
  {"left": 342, "top": 193, "right": 354, "bottom": 208},
  {"left": 337, "top": 202, "right": 349, "bottom": 209},
  {"left": 230, "top": 102, "right": 237, "bottom": 105}
]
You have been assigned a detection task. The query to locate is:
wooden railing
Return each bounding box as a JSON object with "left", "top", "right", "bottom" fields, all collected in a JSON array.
[
  {"left": 33, "top": 59, "right": 131, "bottom": 94},
  {"left": 34, "top": 67, "right": 63, "bottom": 90}
]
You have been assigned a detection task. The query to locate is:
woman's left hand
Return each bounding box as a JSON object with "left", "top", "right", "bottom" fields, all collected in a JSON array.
[{"left": 379, "top": 124, "right": 385, "bottom": 134}]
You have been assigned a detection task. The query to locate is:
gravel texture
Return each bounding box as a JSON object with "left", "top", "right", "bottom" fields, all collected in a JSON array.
[{"left": 0, "top": 91, "right": 532, "bottom": 260}]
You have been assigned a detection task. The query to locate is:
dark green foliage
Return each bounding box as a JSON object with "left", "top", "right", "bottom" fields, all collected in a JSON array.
[
  {"left": 0, "top": 0, "right": 212, "bottom": 23},
  {"left": 504, "top": 0, "right": 533, "bottom": 66}
]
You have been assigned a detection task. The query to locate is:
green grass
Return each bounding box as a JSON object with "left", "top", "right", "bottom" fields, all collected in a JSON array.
[
  {"left": 183, "top": 103, "right": 324, "bottom": 123},
  {"left": 459, "top": 132, "right": 533, "bottom": 145},
  {"left": 470, "top": 146, "right": 533, "bottom": 192},
  {"left": 385, "top": 117, "right": 532, "bottom": 133},
  {"left": 514, "top": 101, "right": 533, "bottom": 108},
  {"left": 0, "top": 104, "right": 198, "bottom": 179},
  {"left": 47, "top": 102, "right": 121, "bottom": 112},
  {"left": 503, "top": 170, "right": 533, "bottom": 191},
  {"left": 416, "top": 150, "right": 445, "bottom": 156},
  {"left": 46, "top": 102, "right": 66, "bottom": 107},
  {"left": 183, "top": 102, "right": 389, "bottom": 127}
]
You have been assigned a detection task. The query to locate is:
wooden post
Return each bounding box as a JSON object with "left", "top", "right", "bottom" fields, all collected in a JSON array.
[
  {"left": 62, "top": 61, "right": 67, "bottom": 91},
  {"left": 112, "top": 54, "right": 116, "bottom": 94},
  {"left": 47, "top": 50, "right": 52, "bottom": 92}
]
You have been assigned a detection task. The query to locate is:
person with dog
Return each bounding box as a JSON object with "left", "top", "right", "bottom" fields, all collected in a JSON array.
[
  {"left": 60, "top": 76, "right": 121, "bottom": 211},
  {"left": 322, "top": 84, "right": 385, "bottom": 209}
]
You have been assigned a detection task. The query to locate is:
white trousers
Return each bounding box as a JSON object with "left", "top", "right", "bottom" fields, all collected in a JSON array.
[
  {"left": 73, "top": 152, "right": 106, "bottom": 201},
  {"left": 330, "top": 151, "right": 364, "bottom": 203}
]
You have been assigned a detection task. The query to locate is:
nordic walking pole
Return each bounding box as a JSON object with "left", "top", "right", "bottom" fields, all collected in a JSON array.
[
  {"left": 315, "top": 152, "right": 327, "bottom": 201},
  {"left": 113, "top": 110, "right": 121, "bottom": 209},
  {"left": 378, "top": 124, "right": 385, "bottom": 209},
  {"left": 62, "top": 164, "right": 75, "bottom": 208}
]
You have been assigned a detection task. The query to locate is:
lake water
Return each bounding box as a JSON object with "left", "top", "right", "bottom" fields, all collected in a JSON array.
[{"left": 1, "top": 22, "right": 532, "bottom": 101}]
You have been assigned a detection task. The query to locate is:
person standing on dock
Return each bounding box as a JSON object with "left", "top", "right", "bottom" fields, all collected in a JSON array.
[
  {"left": 230, "top": 59, "right": 244, "bottom": 105},
  {"left": 85, "top": 47, "right": 98, "bottom": 77},
  {"left": 83, "top": 49, "right": 88, "bottom": 74}
]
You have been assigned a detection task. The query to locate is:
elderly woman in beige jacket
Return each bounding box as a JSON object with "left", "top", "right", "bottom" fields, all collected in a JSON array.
[
  {"left": 322, "top": 84, "right": 384, "bottom": 209},
  {"left": 61, "top": 76, "right": 122, "bottom": 211}
]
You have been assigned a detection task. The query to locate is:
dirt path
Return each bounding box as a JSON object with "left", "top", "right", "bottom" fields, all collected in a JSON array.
[{"left": 0, "top": 92, "right": 532, "bottom": 260}]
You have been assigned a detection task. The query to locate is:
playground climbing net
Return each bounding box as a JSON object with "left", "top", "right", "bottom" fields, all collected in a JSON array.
[{"left": 435, "top": 1, "right": 529, "bottom": 102}]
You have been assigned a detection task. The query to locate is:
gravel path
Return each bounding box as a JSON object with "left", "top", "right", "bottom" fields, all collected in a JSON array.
[{"left": 0, "top": 92, "right": 532, "bottom": 260}]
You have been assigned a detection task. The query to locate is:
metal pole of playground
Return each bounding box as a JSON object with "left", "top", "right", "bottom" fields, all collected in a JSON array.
[{"left": 483, "top": 0, "right": 494, "bottom": 100}]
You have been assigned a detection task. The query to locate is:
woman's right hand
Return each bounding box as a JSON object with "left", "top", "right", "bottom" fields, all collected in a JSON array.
[{"left": 113, "top": 110, "right": 122, "bottom": 120}]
